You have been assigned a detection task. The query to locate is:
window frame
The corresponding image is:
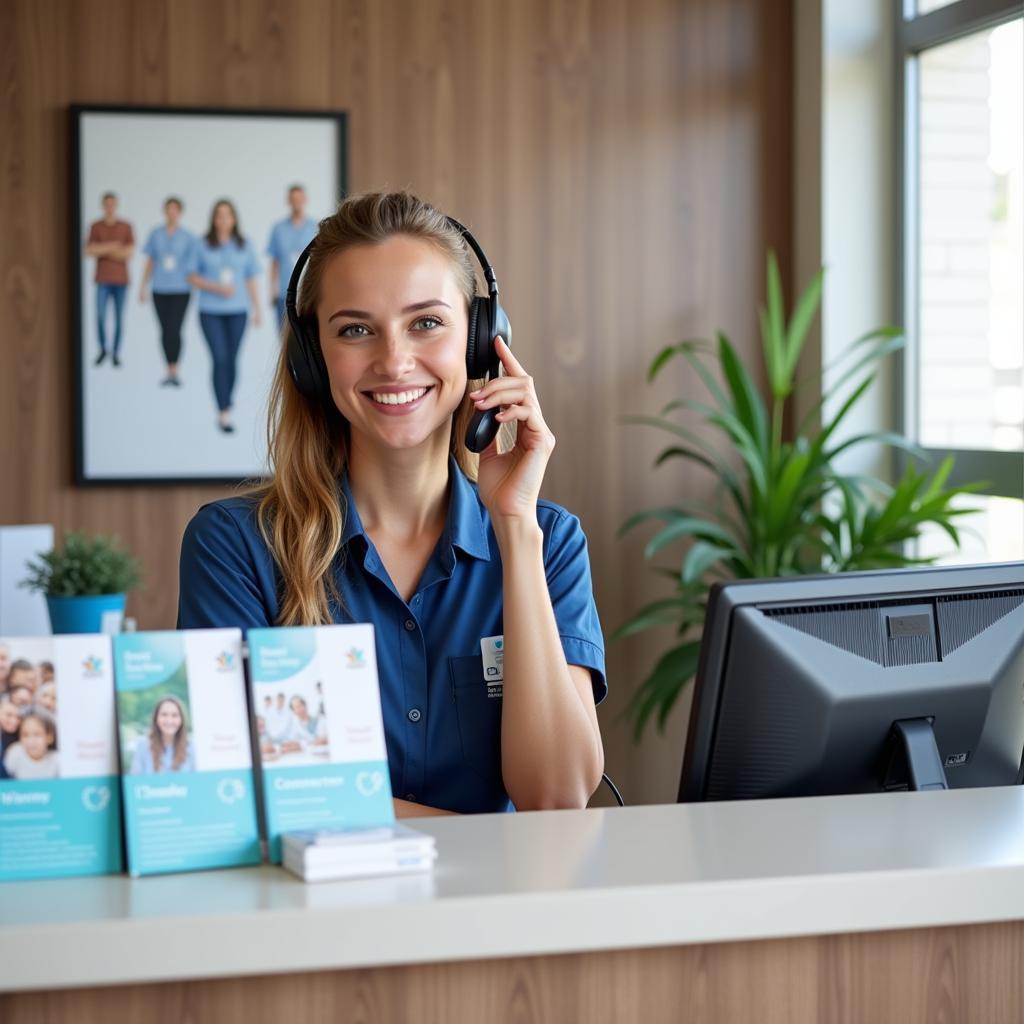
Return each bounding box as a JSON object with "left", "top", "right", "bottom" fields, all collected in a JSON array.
[{"left": 895, "top": 0, "right": 1024, "bottom": 497}]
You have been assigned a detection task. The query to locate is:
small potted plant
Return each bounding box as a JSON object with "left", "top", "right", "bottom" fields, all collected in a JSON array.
[{"left": 21, "top": 531, "right": 142, "bottom": 635}]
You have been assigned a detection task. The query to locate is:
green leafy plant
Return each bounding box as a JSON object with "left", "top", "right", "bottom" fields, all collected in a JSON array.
[
  {"left": 21, "top": 531, "right": 143, "bottom": 597},
  {"left": 618, "top": 254, "right": 984, "bottom": 740}
]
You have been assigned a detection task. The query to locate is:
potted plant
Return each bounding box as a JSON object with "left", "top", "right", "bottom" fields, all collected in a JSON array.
[
  {"left": 21, "top": 531, "right": 143, "bottom": 635},
  {"left": 618, "top": 254, "right": 983, "bottom": 740}
]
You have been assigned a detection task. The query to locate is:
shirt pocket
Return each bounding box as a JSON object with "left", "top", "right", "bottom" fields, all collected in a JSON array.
[{"left": 448, "top": 655, "right": 502, "bottom": 782}]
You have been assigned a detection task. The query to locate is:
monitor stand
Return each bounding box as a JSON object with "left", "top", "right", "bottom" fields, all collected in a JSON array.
[{"left": 884, "top": 718, "right": 949, "bottom": 791}]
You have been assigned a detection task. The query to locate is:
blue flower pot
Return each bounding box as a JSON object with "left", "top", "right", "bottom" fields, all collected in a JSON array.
[{"left": 46, "top": 594, "right": 127, "bottom": 635}]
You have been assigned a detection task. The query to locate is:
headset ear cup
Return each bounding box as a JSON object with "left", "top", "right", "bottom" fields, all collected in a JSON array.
[{"left": 466, "top": 297, "right": 487, "bottom": 379}]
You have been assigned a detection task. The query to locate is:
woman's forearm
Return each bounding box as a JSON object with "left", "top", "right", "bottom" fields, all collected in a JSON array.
[
  {"left": 188, "top": 273, "right": 221, "bottom": 294},
  {"left": 495, "top": 521, "right": 604, "bottom": 811},
  {"left": 393, "top": 798, "right": 457, "bottom": 818}
]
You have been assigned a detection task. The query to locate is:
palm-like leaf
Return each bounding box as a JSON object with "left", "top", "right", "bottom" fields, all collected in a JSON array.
[{"left": 618, "top": 252, "right": 986, "bottom": 740}]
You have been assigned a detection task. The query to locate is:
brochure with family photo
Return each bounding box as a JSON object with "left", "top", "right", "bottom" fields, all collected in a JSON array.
[
  {"left": 113, "top": 628, "right": 260, "bottom": 876},
  {"left": 0, "top": 634, "right": 122, "bottom": 881},
  {"left": 248, "top": 623, "right": 394, "bottom": 862}
]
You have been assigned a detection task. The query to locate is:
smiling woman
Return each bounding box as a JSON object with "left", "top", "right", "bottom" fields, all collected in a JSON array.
[{"left": 177, "top": 192, "right": 608, "bottom": 818}]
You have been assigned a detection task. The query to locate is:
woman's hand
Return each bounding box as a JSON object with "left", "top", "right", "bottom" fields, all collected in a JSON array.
[{"left": 473, "top": 338, "right": 555, "bottom": 525}]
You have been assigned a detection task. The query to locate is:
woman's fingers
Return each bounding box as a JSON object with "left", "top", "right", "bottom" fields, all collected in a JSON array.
[
  {"left": 494, "top": 336, "right": 525, "bottom": 375},
  {"left": 471, "top": 382, "right": 533, "bottom": 410}
]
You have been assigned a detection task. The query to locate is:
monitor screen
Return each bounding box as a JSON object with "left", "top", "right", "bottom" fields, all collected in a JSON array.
[{"left": 679, "top": 563, "right": 1024, "bottom": 802}]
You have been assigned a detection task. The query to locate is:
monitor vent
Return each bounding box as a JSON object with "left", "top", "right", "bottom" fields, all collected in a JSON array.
[
  {"left": 937, "top": 589, "right": 1024, "bottom": 655},
  {"left": 764, "top": 604, "right": 885, "bottom": 665}
]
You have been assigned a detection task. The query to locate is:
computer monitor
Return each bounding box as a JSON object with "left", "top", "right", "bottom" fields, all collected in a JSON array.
[{"left": 678, "top": 562, "right": 1024, "bottom": 802}]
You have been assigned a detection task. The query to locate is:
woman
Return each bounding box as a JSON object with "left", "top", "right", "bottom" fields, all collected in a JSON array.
[
  {"left": 132, "top": 696, "right": 194, "bottom": 774},
  {"left": 188, "top": 199, "right": 262, "bottom": 433},
  {"left": 139, "top": 196, "right": 197, "bottom": 387},
  {"left": 178, "top": 192, "right": 606, "bottom": 816}
]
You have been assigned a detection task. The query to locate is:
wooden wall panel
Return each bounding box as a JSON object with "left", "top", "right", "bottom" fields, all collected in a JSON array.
[{"left": 0, "top": 0, "right": 792, "bottom": 803}]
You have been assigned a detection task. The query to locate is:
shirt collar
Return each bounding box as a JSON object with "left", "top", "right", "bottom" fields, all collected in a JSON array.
[{"left": 339, "top": 457, "right": 491, "bottom": 562}]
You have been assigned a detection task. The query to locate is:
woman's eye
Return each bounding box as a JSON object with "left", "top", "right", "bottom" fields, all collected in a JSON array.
[
  {"left": 413, "top": 315, "right": 444, "bottom": 331},
  {"left": 338, "top": 324, "right": 370, "bottom": 339}
]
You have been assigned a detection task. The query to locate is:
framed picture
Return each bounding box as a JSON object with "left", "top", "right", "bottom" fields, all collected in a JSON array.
[{"left": 71, "top": 105, "right": 347, "bottom": 485}]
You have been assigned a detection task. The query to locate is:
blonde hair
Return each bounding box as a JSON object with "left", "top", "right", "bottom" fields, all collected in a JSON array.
[{"left": 253, "top": 191, "right": 485, "bottom": 626}]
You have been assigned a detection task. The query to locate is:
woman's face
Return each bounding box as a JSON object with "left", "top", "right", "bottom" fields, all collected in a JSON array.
[
  {"left": 0, "top": 701, "right": 21, "bottom": 733},
  {"left": 20, "top": 718, "right": 49, "bottom": 760},
  {"left": 290, "top": 696, "right": 308, "bottom": 720},
  {"left": 316, "top": 236, "right": 469, "bottom": 454},
  {"left": 213, "top": 203, "right": 235, "bottom": 236},
  {"left": 156, "top": 700, "right": 183, "bottom": 741}
]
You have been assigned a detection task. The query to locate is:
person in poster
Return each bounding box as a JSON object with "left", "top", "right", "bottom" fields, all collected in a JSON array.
[
  {"left": 187, "top": 199, "right": 262, "bottom": 434},
  {"left": 131, "top": 696, "right": 195, "bottom": 774},
  {"left": 84, "top": 192, "right": 135, "bottom": 368},
  {"left": 266, "top": 184, "right": 317, "bottom": 330},
  {"left": 139, "top": 196, "right": 196, "bottom": 387}
]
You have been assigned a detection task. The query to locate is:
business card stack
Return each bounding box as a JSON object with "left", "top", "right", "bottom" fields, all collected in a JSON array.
[{"left": 281, "top": 823, "right": 437, "bottom": 882}]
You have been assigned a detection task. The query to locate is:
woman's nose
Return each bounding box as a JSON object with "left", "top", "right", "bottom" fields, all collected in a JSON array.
[{"left": 373, "top": 331, "right": 416, "bottom": 378}]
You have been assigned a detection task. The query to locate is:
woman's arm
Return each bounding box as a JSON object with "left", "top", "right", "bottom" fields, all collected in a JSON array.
[
  {"left": 473, "top": 339, "right": 604, "bottom": 810},
  {"left": 393, "top": 797, "right": 457, "bottom": 818},
  {"left": 495, "top": 521, "right": 604, "bottom": 809},
  {"left": 139, "top": 257, "right": 154, "bottom": 302},
  {"left": 188, "top": 273, "right": 231, "bottom": 296},
  {"left": 246, "top": 275, "right": 262, "bottom": 326}
]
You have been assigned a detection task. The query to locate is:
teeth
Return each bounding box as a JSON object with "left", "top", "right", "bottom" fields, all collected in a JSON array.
[{"left": 371, "top": 387, "right": 428, "bottom": 406}]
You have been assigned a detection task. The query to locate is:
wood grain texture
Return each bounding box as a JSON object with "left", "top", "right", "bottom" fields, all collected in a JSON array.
[
  {"left": 1, "top": 922, "right": 1021, "bottom": 1024},
  {"left": 0, "top": 0, "right": 792, "bottom": 803}
]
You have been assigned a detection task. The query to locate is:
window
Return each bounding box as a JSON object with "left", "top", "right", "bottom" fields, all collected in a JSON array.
[{"left": 898, "top": 0, "right": 1024, "bottom": 562}]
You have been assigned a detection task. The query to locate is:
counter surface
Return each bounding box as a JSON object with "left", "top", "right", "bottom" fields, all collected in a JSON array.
[{"left": 2, "top": 785, "right": 1023, "bottom": 992}]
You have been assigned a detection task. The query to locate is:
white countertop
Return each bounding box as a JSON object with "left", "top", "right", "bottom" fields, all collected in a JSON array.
[{"left": 2, "top": 785, "right": 1023, "bottom": 993}]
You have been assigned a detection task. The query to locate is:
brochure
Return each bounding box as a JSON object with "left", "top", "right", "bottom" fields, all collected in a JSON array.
[
  {"left": 281, "top": 823, "right": 436, "bottom": 882},
  {"left": 0, "top": 634, "right": 122, "bottom": 880},
  {"left": 248, "top": 624, "right": 394, "bottom": 862},
  {"left": 114, "top": 629, "right": 260, "bottom": 876}
]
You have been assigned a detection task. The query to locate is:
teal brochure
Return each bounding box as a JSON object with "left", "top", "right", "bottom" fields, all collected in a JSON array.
[
  {"left": 114, "top": 629, "right": 260, "bottom": 876},
  {"left": 0, "top": 634, "right": 122, "bottom": 880},
  {"left": 248, "top": 624, "right": 394, "bottom": 862}
]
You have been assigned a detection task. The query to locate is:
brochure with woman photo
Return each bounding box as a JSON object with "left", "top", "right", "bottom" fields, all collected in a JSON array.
[
  {"left": 113, "top": 628, "right": 260, "bottom": 876},
  {"left": 0, "top": 634, "right": 122, "bottom": 880},
  {"left": 248, "top": 623, "right": 394, "bottom": 862}
]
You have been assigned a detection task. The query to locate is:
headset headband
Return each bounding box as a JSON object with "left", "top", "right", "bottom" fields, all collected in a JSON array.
[{"left": 285, "top": 216, "right": 498, "bottom": 315}]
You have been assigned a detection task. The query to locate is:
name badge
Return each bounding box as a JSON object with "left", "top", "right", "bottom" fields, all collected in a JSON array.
[
  {"left": 480, "top": 635, "right": 504, "bottom": 697},
  {"left": 162, "top": 255, "right": 177, "bottom": 271},
  {"left": 219, "top": 266, "right": 234, "bottom": 284}
]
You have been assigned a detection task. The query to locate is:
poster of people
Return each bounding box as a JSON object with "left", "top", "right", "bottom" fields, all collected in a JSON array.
[{"left": 72, "top": 106, "right": 347, "bottom": 483}]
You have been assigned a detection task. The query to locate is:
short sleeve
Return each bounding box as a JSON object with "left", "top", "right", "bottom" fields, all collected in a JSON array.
[
  {"left": 143, "top": 229, "right": 157, "bottom": 259},
  {"left": 86, "top": 222, "right": 100, "bottom": 244},
  {"left": 245, "top": 242, "right": 260, "bottom": 279},
  {"left": 185, "top": 242, "right": 201, "bottom": 277},
  {"left": 266, "top": 224, "right": 279, "bottom": 260},
  {"left": 177, "top": 502, "right": 275, "bottom": 633},
  {"left": 541, "top": 507, "right": 608, "bottom": 705},
  {"left": 123, "top": 222, "right": 134, "bottom": 245}
]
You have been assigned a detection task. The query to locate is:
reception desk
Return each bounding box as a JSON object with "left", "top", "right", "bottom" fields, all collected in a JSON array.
[{"left": 2, "top": 785, "right": 1023, "bottom": 1022}]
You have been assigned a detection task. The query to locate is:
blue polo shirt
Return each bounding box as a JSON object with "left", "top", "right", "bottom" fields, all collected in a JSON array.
[
  {"left": 177, "top": 462, "right": 607, "bottom": 814},
  {"left": 189, "top": 238, "right": 260, "bottom": 315},
  {"left": 143, "top": 225, "right": 197, "bottom": 294},
  {"left": 266, "top": 217, "right": 317, "bottom": 297}
]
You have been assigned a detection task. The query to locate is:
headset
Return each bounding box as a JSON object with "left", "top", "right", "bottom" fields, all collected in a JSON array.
[{"left": 284, "top": 216, "right": 511, "bottom": 454}]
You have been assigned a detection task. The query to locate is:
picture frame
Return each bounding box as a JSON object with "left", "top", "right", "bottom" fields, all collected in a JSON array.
[{"left": 71, "top": 104, "right": 347, "bottom": 485}]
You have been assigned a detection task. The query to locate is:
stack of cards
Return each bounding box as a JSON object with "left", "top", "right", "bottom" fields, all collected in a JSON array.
[{"left": 281, "top": 823, "right": 437, "bottom": 882}]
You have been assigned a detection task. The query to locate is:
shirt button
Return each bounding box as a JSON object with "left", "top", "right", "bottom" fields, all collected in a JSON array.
[
  {"left": 404, "top": 619, "right": 416, "bottom": 631},
  {"left": 407, "top": 708, "right": 422, "bottom": 723}
]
